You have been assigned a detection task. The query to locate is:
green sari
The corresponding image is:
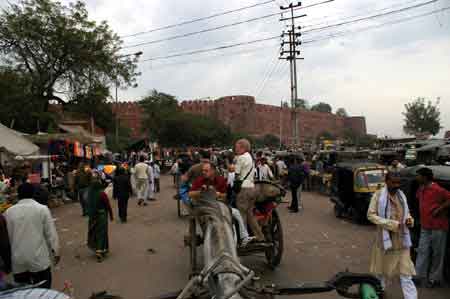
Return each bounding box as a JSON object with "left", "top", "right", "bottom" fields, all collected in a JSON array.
[{"left": 87, "top": 182, "right": 109, "bottom": 257}]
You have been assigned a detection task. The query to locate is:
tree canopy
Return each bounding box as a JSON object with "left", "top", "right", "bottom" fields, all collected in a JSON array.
[
  {"left": 403, "top": 97, "right": 441, "bottom": 136},
  {"left": 336, "top": 108, "right": 348, "bottom": 117},
  {"left": 0, "top": 0, "right": 139, "bottom": 116},
  {"left": 311, "top": 102, "right": 332, "bottom": 113},
  {"left": 293, "top": 98, "right": 308, "bottom": 109},
  {"left": 140, "top": 89, "right": 180, "bottom": 140},
  {"left": 254, "top": 134, "right": 280, "bottom": 149},
  {"left": 140, "top": 90, "right": 233, "bottom": 147}
]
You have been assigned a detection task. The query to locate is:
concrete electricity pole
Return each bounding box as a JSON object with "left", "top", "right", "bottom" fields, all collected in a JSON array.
[{"left": 279, "top": 2, "right": 305, "bottom": 148}]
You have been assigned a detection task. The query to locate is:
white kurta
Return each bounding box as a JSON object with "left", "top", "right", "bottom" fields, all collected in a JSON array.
[{"left": 367, "top": 190, "right": 416, "bottom": 277}]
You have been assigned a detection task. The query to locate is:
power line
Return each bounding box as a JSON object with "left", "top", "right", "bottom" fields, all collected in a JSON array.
[
  {"left": 120, "top": 0, "right": 275, "bottom": 38},
  {"left": 141, "top": 35, "right": 280, "bottom": 62},
  {"left": 140, "top": 2, "right": 448, "bottom": 63},
  {"left": 302, "top": 0, "right": 425, "bottom": 28},
  {"left": 303, "top": 5, "right": 450, "bottom": 44},
  {"left": 252, "top": 48, "right": 281, "bottom": 96},
  {"left": 146, "top": 44, "right": 279, "bottom": 71},
  {"left": 256, "top": 59, "right": 284, "bottom": 98},
  {"left": 303, "top": 0, "right": 439, "bottom": 34},
  {"left": 122, "top": 0, "right": 334, "bottom": 49}
]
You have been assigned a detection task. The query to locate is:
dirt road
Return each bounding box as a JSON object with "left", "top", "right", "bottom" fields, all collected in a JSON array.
[{"left": 51, "top": 176, "right": 448, "bottom": 299}]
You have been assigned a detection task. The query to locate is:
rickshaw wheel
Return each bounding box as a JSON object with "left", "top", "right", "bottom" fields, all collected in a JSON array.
[
  {"left": 265, "top": 209, "right": 283, "bottom": 268},
  {"left": 189, "top": 218, "right": 198, "bottom": 275}
]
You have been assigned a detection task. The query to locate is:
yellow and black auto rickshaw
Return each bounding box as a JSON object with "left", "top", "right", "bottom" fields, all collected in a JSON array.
[{"left": 330, "top": 162, "right": 387, "bottom": 223}]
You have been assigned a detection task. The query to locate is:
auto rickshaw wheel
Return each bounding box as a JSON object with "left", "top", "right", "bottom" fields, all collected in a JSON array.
[
  {"left": 334, "top": 203, "right": 344, "bottom": 218},
  {"left": 265, "top": 209, "right": 283, "bottom": 268}
]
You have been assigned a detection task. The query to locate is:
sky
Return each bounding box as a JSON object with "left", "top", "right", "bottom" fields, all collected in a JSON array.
[{"left": 1, "top": 0, "right": 450, "bottom": 137}]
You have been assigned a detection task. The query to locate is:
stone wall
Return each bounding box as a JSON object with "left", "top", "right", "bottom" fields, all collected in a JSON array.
[
  {"left": 113, "top": 95, "right": 367, "bottom": 143},
  {"left": 111, "top": 102, "right": 144, "bottom": 138},
  {"left": 181, "top": 95, "right": 367, "bottom": 145}
]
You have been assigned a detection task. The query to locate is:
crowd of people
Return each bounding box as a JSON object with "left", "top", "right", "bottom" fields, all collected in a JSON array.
[{"left": 0, "top": 138, "right": 449, "bottom": 299}]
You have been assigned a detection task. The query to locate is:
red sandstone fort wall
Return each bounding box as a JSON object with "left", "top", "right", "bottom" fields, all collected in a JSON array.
[
  {"left": 111, "top": 102, "right": 144, "bottom": 138},
  {"left": 113, "top": 95, "right": 367, "bottom": 143}
]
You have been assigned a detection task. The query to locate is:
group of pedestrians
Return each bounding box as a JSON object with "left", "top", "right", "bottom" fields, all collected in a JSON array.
[
  {"left": 367, "top": 167, "right": 450, "bottom": 299},
  {"left": 133, "top": 157, "right": 160, "bottom": 206}
]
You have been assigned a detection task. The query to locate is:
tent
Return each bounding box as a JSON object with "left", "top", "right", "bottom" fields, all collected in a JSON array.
[{"left": 0, "top": 123, "right": 39, "bottom": 157}]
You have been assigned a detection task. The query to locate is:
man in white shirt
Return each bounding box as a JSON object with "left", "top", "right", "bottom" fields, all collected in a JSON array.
[
  {"left": 388, "top": 159, "right": 405, "bottom": 173},
  {"left": 134, "top": 156, "right": 149, "bottom": 206},
  {"left": 257, "top": 158, "right": 274, "bottom": 181},
  {"left": 152, "top": 161, "right": 161, "bottom": 193},
  {"left": 234, "top": 139, "right": 265, "bottom": 242},
  {"left": 5, "top": 183, "right": 60, "bottom": 288},
  {"left": 146, "top": 162, "right": 155, "bottom": 201},
  {"left": 275, "top": 158, "right": 287, "bottom": 179}
]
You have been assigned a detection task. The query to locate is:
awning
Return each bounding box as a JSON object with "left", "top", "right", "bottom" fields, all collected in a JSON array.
[{"left": 0, "top": 123, "right": 39, "bottom": 156}]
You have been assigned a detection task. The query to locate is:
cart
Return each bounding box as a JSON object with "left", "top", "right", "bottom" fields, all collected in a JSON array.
[{"left": 185, "top": 181, "right": 285, "bottom": 274}]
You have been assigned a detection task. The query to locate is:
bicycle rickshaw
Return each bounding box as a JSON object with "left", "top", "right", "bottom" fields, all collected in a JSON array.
[
  {"left": 330, "top": 162, "right": 387, "bottom": 223},
  {"left": 184, "top": 180, "right": 286, "bottom": 275}
]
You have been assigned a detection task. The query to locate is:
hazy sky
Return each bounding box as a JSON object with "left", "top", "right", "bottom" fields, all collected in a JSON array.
[{"left": 1, "top": 0, "right": 450, "bottom": 137}]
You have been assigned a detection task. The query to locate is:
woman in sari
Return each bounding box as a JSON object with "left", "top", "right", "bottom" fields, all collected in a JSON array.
[{"left": 87, "top": 175, "right": 113, "bottom": 262}]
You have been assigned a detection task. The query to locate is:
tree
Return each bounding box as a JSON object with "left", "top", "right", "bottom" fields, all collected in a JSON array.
[
  {"left": 294, "top": 98, "right": 308, "bottom": 109},
  {"left": 158, "top": 113, "right": 232, "bottom": 147},
  {"left": 311, "top": 102, "right": 332, "bottom": 113},
  {"left": 403, "top": 97, "right": 441, "bottom": 136},
  {"left": 336, "top": 108, "right": 348, "bottom": 117},
  {"left": 0, "top": 0, "right": 139, "bottom": 129},
  {"left": 254, "top": 134, "right": 280, "bottom": 148},
  {"left": 140, "top": 89, "right": 180, "bottom": 140},
  {"left": 65, "top": 84, "right": 113, "bottom": 132}
]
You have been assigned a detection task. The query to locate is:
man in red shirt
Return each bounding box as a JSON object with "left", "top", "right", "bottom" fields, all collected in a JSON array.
[
  {"left": 415, "top": 167, "right": 450, "bottom": 287},
  {"left": 189, "top": 162, "right": 255, "bottom": 247},
  {"left": 189, "top": 162, "right": 227, "bottom": 200}
]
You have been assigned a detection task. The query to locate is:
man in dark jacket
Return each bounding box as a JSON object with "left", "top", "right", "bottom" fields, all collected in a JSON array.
[
  {"left": 287, "top": 158, "right": 305, "bottom": 213},
  {"left": 113, "top": 167, "right": 132, "bottom": 223}
]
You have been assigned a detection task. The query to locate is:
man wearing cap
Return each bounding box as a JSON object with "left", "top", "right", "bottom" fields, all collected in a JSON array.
[{"left": 415, "top": 167, "right": 450, "bottom": 288}]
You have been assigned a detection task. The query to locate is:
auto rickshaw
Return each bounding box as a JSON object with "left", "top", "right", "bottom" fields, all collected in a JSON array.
[
  {"left": 330, "top": 162, "right": 387, "bottom": 223},
  {"left": 398, "top": 165, "right": 450, "bottom": 281}
]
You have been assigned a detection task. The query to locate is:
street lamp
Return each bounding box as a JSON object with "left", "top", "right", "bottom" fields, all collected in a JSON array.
[{"left": 115, "top": 51, "right": 143, "bottom": 150}]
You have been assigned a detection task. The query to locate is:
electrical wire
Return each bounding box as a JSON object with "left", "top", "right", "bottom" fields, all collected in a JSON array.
[
  {"left": 140, "top": 35, "right": 280, "bottom": 62},
  {"left": 122, "top": 0, "right": 334, "bottom": 49},
  {"left": 303, "top": 5, "right": 450, "bottom": 45},
  {"left": 120, "top": 0, "right": 275, "bottom": 38},
  {"left": 301, "top": 0, "right": 426, "bottom": 28},
  {"left": 256, "top": 59, "right": 284, "bottom": 98},
  {"left": 146, "top": 43, "right": 279, "bottom": 71},
  {"left": 254, "top": 54, "right": 282, "bottom": 97},
  {"left": 139, "top": 1, "right": 448, "bottom": 63},
  {"left": 302, "top": 0, "right": 438, "bottom": 34}
]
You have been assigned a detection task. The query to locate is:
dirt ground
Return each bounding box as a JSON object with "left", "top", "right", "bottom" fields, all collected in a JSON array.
[{"left": 49, "top": 176, "right": 448, "bottom": 299}]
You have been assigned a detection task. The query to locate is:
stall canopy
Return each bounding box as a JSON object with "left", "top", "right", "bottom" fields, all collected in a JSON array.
[{"left": 0, "top": 123, "right": 39, "bottom": 156}]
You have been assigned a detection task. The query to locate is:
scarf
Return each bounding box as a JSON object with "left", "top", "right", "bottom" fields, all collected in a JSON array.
[{"left": 378, "top": 187, "right": 412, "bottom": 251}]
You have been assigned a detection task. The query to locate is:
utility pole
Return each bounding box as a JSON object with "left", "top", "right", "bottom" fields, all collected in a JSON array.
[{"left": 279, "top": 2, "right": 305, "bottom": 148}]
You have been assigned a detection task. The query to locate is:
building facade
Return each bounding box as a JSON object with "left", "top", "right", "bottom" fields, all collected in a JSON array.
[{"left": 112, "top": 95, "right": 367, "bottom": 143}]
